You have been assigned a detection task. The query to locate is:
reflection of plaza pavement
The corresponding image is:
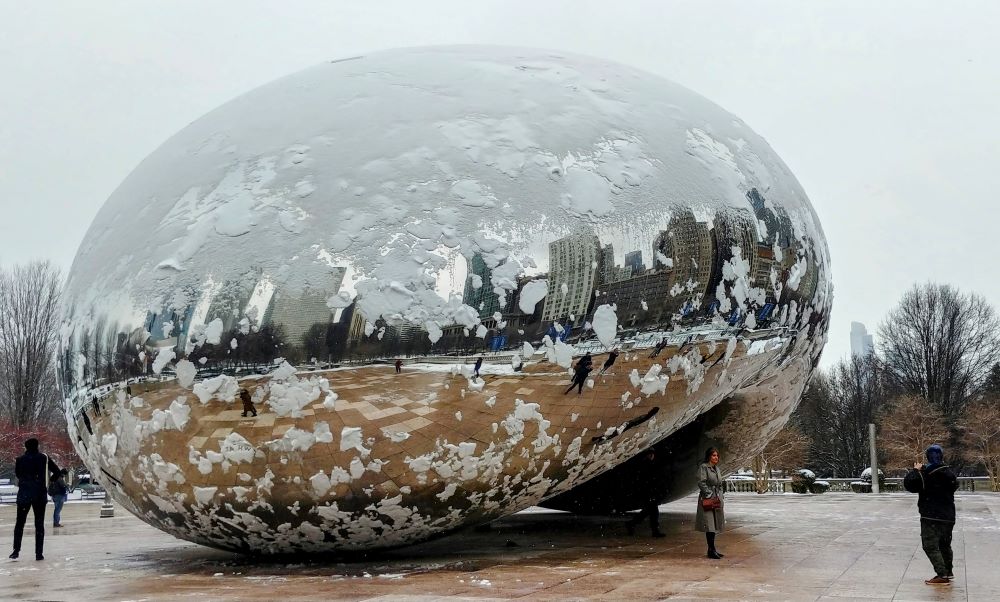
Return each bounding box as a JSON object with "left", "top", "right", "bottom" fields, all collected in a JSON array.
[
  {"left": 80, "top": 342, "right": 761, "bottom": 518},
  {"left": 3, "top": 493, "right": 996, "bottom": 600}
]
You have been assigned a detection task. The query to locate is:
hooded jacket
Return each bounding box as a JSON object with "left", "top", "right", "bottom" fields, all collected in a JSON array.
[{"left": 903, "top": 444, "right": 958, "bottom": 523}]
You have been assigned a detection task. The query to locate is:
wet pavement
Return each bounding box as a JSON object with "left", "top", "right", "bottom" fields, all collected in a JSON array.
[{"left": 2, "top": 492, "right": 998, "bottom": 601}]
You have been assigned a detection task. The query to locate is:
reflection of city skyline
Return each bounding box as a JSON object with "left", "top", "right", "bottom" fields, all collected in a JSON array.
[{"left": 64, "top": 188, "right": 824, "bottom": 384}]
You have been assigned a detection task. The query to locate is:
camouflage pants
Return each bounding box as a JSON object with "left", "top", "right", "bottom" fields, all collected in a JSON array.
[{"left": 920, "top": 519, "right": 954, "bottom": 577}]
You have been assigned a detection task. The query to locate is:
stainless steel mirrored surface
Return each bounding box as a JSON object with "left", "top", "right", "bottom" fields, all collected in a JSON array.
[{"left": 59, "top": 46, "right": 831, "bottom": 553}]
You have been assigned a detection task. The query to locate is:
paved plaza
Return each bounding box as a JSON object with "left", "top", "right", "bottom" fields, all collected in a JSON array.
[{"left": 3, "top": 492, "right": 998, "bottom": 601}]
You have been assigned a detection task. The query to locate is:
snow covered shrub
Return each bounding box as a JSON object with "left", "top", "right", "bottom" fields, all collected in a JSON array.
[
  {"left": 791, "top": 468, "right": 816, "bottom": 494},
  {"left": 809, "top": 480, "right": 830, "bottom": 494}
]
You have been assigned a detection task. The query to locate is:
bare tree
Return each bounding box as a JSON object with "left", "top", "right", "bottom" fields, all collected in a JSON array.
[
  {"left": 793, "top": 353, "right": 895, "bottom": 477},
  {"left": 0, "top": 261, "right": 63, "bottom": 427},
  {"left": 880, "top": 283, "right": 1000, "bottom": 417},
  {"left": 879, "top": 395, "right": 950, "bottom": 471},
  {"left": 751, "top": 423, "right": 809, "bottom": 494},
  {"left": 963, "top": 396, "right": 1000, "bottom": 491}
]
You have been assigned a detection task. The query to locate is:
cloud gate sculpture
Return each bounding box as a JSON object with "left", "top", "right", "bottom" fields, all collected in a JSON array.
[{"left": 59, "top": 46, "right": 831, "bottom": 554}]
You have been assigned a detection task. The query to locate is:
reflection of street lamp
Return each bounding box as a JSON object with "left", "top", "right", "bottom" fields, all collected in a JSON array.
[{"left": 100, "top": 490, "right": 114, "bottom": 518}]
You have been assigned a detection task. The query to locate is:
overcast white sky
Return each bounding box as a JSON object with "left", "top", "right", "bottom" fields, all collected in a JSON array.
[{"left": 2, "top": 1, "right": 998, "bottom": 367}]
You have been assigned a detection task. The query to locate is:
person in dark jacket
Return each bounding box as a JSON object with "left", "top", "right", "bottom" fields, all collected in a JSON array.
[
  {"left": 239, "top": 388, "right": 257, "bottom": 417},
  {"left": 474, "top": 356, "right": 484, "bottom": 378},
  {"left": 563, "top": 353, "right": 593, "bottom": 395},
  {"left": 625, "top": 450, "right": 666, "bottom": 537},
  {"left": 48, "top": 469, "right": 69, "bottom": 528},
  {"left": 598, "top": 349, "right": 620, "bottom": 375},
  {"left": 648, "top": 338, "right": 667, "bottom": 358},
  {"left": 903, "top": 443, "right": 958, "bottom": 585},
  {"left": 10, "top": 438, "right": 60, "bottom": 560}
]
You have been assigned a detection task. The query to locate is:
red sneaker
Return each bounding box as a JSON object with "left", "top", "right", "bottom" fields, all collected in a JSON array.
[{"left": 925, "top": 576, "right": 950, "bottom": 585}]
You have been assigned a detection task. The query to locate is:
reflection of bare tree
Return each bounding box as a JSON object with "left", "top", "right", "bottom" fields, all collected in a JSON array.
[
  {"left": 113, "top": 329, "right": 146, "bottom": 378},
  {"left": 193, "top": 323, "right": 292, "bottom": 372},
  {"left": 302, "top": 323, "right": 328, "bottom": 363}
]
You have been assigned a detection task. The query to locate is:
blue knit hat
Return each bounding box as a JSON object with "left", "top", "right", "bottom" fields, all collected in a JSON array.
[{"left": 926, "top": 444, "right": 944, "bottom": 465}]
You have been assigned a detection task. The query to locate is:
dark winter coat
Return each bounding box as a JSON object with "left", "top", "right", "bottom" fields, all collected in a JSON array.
[
  {"left": 48, "top": 474, "right": 69, "bottom": 498},
  {"left": 15, "top": 451, "right": 60, "bottom": 504},
  {"left": 903, "top": 464, "right": 958, "bottom": 523},
  {"left": 695, "top": 462, "right": 725, "bottom": 532}
]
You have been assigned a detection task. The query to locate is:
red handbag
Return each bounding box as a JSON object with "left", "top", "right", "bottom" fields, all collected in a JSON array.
[{"left": 701, "top": 496, "right": 721, "bottom": 511}]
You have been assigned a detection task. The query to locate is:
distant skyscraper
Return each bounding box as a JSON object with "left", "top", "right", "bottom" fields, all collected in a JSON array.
[{"left": 850, "top": 322, "right": 875, "bottom": 357}]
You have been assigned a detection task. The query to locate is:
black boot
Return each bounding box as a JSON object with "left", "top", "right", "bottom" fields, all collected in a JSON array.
[
  {"left": 8, "top": 551, "right": 18, "bottom": 559},
  {"left": 706, "top": 532, "right": 722, "bottom": 559}
]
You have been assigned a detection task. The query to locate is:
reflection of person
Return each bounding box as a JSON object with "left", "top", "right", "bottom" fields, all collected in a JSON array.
[
  {"left": 10, "top": 438, "right": 60, "bottom": 560},
  {"left": 695, "top": 447, "right": 725, "bottom": 560},
  {"left": 903, "top": 444, "right": 958, "bottom": 585},
  {"left": 648, "top": 338, "right": 667, "bottom": 358},
  {"left": 626, "top": 450, "right": 666, "bottom": 537},
  {"left": 599, "top": 349, "right": 619, "bottom": 375},
  {"left": 474, "top": 356, "right": 483, "bottom": 378},
  {"left": 394, "top": 359, "right": 403, "bottom": 374},
  {"left": 239, "top": 388, "right": 257, "bottom": 418},
  {"left": 81, "top": 410, "right": 93, "bottom": 435},
  {"left": 48, "top": 469, "right": 69, "bottom": 528},
  {"left": 563, "top": 353, "right": 593, "bottom": 395},
  {"left": 91, "top": 395, "right": 101, "bottom": 416}
]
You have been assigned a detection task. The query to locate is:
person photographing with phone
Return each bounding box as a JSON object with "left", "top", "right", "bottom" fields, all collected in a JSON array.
[{"left": 903, "top": 444, "right": 958, "bottom": 585}]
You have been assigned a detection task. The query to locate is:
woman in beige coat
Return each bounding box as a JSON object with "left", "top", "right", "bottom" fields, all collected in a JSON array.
[{"left": 695, "top": 447, "right": 725, "bottom": 559}]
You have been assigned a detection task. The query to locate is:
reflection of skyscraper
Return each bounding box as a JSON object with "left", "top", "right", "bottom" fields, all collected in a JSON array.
[
  {"left": 263, "top": 267, "right": 346, "bottom": 346},
  {"left": 541, "top": 232, "right": 600, "bottom": 325},
  {"left": 795, "top": 254, "right": 819, "bottom": 303},
  {"left": 708, "top": 207, "right": 758, "bottom": 306},
  {"left": 753, "top": 244, "right": 777, "bottom": 295},
  {"left": 624, "top": 250, "right": 645, "bottom": 277},
  {"left": 654, "top": 209, "right": 714, "bottom": 302},
  {"left": 747, "top": 187, "right": 793, "bottom": 248},
  {"left": 205, "top": 279, "right": 257, "bottom": 333},
  {"left": 462, "top": 254, "right": 501, "bottom": 319},
  {"left": 603, "top": 271, "right": 673, "bottom": 326},
  {"left": 346, "top": 305, "right": 368, "bottom": 347},
  {"left": 850, "top": 322, "right": 875, "bottom": 357},
  {"left": 599, "top": 244, "right": 616, "bottom": 285}
]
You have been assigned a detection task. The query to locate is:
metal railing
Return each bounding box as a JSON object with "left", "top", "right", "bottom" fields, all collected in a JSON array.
[
  {"left": 725, "top": 476, "right": 994, "bottom": 494},
  {"left": 0, "top": 489, "right": 107, "bottom": 504}
]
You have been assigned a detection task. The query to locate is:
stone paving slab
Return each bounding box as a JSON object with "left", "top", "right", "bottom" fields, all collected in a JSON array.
[{"left": 2, "top": 493, "right": 997, "bottom": 601}]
